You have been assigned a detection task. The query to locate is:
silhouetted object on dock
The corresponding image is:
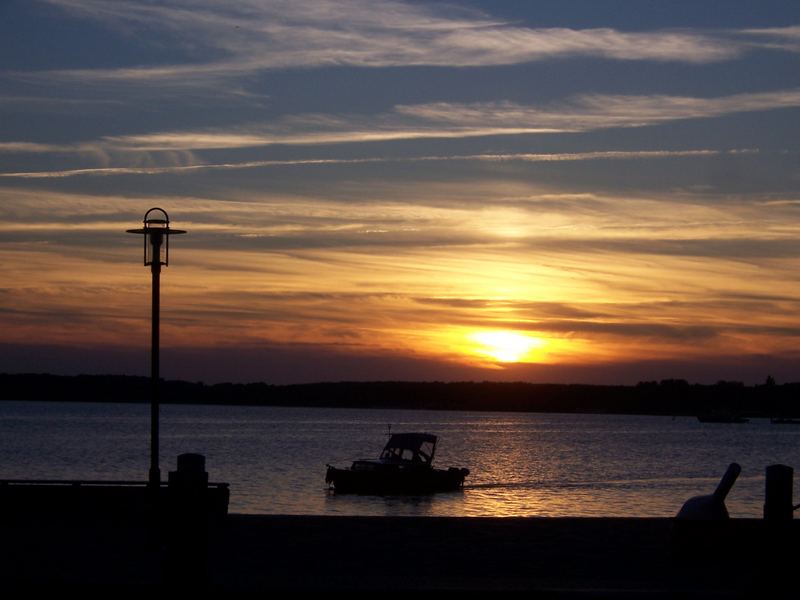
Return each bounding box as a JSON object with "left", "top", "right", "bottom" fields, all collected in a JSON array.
[
  {"left": 760, "top": 465, "right": 798, "bottom": 597},
  {"left": 764, "top": 464, "right": 796, "bottom": 522},
  {"left": 165, "top": 453, "right": 224, "bottom": 587},
  {"left": 676, "top": 462, "right": 741, "bottom": 520},
  {"left": 325, "top": 432, "right": 469, "bottom": 494},
  {"left": 672, "top": 463, "right": 743, "bottom": 566},
  {"left": 127, "top": 208, "right": 186, "bottom": 488}
]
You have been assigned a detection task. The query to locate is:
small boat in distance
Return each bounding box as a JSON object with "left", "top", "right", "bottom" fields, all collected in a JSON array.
[
  {"left": 770, "top": 417, "right": 800, "bottom": 425},
  {"left": 696, "top": 411, "right": 749, "bottom": 424},
  {"left": 325, "top": 432, "right": 469, "bottom": 495}
]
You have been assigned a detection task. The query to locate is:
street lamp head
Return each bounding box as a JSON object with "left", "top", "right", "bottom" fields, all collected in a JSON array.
[{"left": 126, "top": 207, "right": 186, "bottom": 267}]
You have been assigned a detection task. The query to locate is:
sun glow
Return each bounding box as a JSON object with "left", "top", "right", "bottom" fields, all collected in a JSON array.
[{"left": 469, "top": 330, "right": 547, "bottom": 363}]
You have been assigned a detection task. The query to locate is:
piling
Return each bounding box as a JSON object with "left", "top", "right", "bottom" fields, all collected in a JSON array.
[
  {"left": 165, "top": 453, "right": 211, "bottom": 588},
  {"left": 764, "top": 464, "right": 793, "bottom": 522}
]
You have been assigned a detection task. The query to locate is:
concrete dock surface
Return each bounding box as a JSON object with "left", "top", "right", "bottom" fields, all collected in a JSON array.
[{"left": 1, "top": 511, "right": 797, "bottom": 596}]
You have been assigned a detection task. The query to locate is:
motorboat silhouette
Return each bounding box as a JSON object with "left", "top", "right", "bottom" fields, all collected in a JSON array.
[{"left": 325, "top": 432, "right": 469, "bottom": 494}]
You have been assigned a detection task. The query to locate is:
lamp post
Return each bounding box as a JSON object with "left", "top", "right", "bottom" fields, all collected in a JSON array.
[{"left": 127, "top": 208, "right": 186, "bottom": 488}]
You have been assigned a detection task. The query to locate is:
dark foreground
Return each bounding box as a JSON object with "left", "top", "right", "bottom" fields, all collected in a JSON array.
[{"left": 0, "top": 510, "right": 796, "bottom": 597}]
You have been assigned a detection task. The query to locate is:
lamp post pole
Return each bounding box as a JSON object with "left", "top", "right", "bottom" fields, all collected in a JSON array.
[
  {"left": 149, "top": 231, "right": 162, "bottom": 488},
  {"left": 127, "top": 209, "right": 186, "bottom": 490}
]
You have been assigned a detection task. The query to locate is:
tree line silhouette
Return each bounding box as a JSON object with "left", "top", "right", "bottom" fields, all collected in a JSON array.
[{"left": 1, "top": 373, "right": 797, "bottom": 417}]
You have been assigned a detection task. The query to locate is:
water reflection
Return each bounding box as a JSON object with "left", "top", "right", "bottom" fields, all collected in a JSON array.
[
  {"left": 325, "top": 489, "right": 447, "bottom": 517},
  {"left": 1, "top": 402, "right": 799, "bottom": 517}
]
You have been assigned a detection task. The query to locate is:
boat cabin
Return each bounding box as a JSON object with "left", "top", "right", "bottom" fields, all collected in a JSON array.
[{"left": 379, "top": 433, "right": 437, "bottom": 465}]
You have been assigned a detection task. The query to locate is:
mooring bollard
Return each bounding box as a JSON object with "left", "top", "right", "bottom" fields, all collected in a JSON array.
[
  {"left": 672, "top": 463, "right": 742, "bottom": 564},
  {"left": 170, "top": 453, "right": 209, "bottom": 489},
  {"left": 764, "top": 464, "right": 794, "bottom": 522},
  {"left": 676, "top": 462, "right": 741, "bottom": 520},
  {"left": 165, "top": 453, "right": 210, "bottom": 587}
]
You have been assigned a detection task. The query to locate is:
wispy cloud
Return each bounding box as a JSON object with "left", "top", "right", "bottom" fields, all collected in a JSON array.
[
  {"left": 84, "top": 88, "right": 800, "bottom": 149},
  {"left": 26, "top": 0, "right": 752, "bottom": 90},
  {"left": 2, "top": 86, "right": 796, "bottom": 168},
  {"left": 0, "top": 95, "right": 125, "bottom": 111},
  {"left": 0, "top": 142, "right": 73, "bottom": 153},
  {"left": 0, "top": 149, "right": 735, "bottom": 179},
  {"left": 741, "top": 26, "right": 800, "bottom": 52},
  {"left": 2, "top": 179, "right": 795, "bottom": 256},
  {"left": 4, "top": 180, "right": 800, "bottom": 376},
  {"left": 398, "top": 89, "right": 800, "bottom": 132}
]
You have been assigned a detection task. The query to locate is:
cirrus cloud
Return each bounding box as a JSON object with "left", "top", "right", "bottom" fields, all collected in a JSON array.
[
  {"left": 24, "top": 0, "right": 752, "bottom": 91},
  {"left": 0, "top": 87, "right": 796, "bottom": 171}
]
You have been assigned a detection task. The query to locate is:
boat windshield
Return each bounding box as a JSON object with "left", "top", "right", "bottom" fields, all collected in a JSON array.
[{"left": 379, "top": 433, "right": 437, "bottom": 465}]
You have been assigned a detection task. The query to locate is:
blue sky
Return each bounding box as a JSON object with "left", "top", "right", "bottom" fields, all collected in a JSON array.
[{"left": 2, "top": 1, "right": 800, "bottom": 384}]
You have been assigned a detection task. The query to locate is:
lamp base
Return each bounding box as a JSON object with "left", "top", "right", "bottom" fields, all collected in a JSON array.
[{"left": 148, "top": 467, "right": 161, "bottom": 488}]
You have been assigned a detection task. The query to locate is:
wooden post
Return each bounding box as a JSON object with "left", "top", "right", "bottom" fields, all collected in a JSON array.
[
  {"left": 764, "top": 464, "right": 793, "bottom": 521},
  {"left": 165, "top": 453, "right": 209, "bottom": 587}
]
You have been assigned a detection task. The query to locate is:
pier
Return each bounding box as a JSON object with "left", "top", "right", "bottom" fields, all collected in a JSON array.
[{"left": 1, "top": 505, "right": 796, "bottom": 595}]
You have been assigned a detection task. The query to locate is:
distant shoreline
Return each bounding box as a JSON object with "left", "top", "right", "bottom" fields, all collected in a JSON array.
[{"left": 1, "top": 372, "right": 797, "bottom": 418}]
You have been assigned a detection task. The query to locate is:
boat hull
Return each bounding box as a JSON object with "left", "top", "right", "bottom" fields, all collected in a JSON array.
[{"left": 326, "top": 465, "right": 468, "bottom": 495}]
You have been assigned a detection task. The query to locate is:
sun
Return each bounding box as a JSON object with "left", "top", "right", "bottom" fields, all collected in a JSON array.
[{"left": 469, "top": 330, "right": 546, "bottom": 363}]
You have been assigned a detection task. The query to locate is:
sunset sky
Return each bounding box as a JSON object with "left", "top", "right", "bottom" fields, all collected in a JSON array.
[{"left": 2, "top": 0, "right": 800, "bottom": 385}]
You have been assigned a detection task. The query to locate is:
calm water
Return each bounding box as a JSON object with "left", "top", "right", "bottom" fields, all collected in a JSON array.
[{"left": 0, "top": 401, "right": 798, "bottom": 517}]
